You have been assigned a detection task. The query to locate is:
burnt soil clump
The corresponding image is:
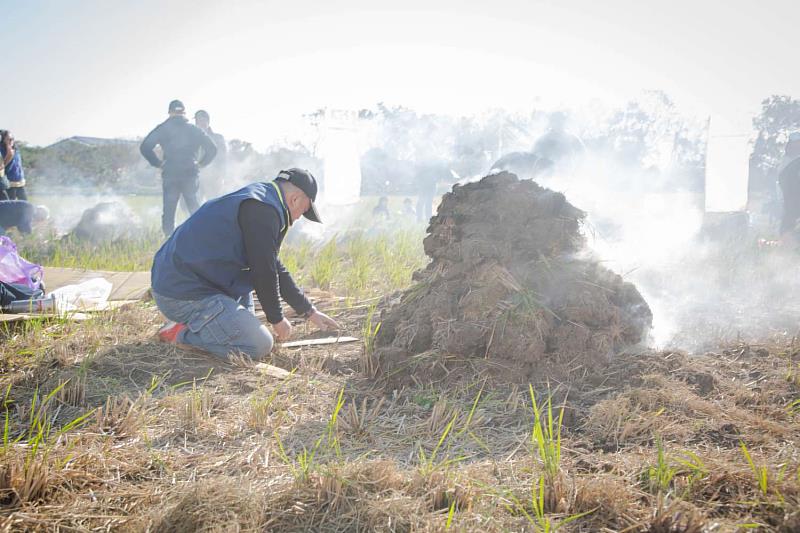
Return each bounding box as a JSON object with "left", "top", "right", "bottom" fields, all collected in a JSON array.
[{"left": 374, "top": 172, "right": 653, "bottom": 387}]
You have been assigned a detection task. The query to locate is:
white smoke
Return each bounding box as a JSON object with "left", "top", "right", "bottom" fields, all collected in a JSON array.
[{"left": 23, "top": 94, "right": 800, "bottom": 353}]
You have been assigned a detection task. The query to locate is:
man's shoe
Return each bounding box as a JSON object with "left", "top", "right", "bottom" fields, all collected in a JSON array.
[{"left": 158, "top": 321, "right": 187, "bottom": 344}]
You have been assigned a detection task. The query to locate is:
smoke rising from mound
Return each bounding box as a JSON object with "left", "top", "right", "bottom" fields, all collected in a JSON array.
[{"left": 533, "top": 153, "right": 800, "bottom": 352}]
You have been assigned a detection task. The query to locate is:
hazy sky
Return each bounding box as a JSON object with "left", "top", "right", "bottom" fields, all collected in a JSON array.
[{"left": 5, "top": 0, "right": 798, "bottom": 147}]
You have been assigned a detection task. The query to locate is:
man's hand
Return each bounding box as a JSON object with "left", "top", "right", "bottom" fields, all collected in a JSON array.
[
  {"left": 308, "top": 310, "right": 341, "bottom": 331},
  {"left": 272, "top": 317, "right": 292, "bottom": 341}
]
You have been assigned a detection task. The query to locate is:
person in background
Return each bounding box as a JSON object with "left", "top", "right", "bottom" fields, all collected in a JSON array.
[
  {"left": 530, "top": 111, "right": 585, "bottom": 176},
  {"left": 414, "top": 160, "right": 450, "bottom": 223},
  {"left": 0, "top": 200, "right": 49, "bottom": 235},
  {"left": 372, "top": 196, "right": 390, "bottom": 219},
  {"left": 194, "top": 109, "right": 228, "bottom": 200},
  {"left": 778, "top": 132, "right": 800, "bottom": 238},
  {"left": 402, "top": 197, "right": 415, "bottom": 218},
  {"left": 152, "top": 168, "right": 340, "bottom": 360},
  {"left": 140, "top": 100, "right": 218, "bottom": 236},
  {"left": 1, "top": 131, "right": 26, "bottom": 200}
]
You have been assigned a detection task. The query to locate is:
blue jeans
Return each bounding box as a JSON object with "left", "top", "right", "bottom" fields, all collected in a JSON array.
[{"left": 152, "top": 291, "right": 273, "bottom": 361}]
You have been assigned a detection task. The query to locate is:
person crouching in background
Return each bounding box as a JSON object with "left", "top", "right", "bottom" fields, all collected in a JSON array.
[
  {"left": 0, "top": 200, "right": 49, "bottom": 235},
  {"left": 1, "top": 131, "right": 26, "bottom": 201}
]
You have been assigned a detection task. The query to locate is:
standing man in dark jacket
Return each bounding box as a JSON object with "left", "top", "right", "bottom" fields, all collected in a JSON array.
[
  {"left": 140, "top": 100, "right": 218, "bottom": 236},
  {"left": 152, "top": 168, "right": 340, "bottom": 360}
]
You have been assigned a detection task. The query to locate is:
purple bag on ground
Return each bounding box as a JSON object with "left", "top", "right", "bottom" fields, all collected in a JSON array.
[{"left": 0, "top": 236, "right": 44, "bottom": 291}]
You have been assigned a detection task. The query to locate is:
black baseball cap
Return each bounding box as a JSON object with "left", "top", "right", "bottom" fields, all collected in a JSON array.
[
  {"left": 168, "top": 99, "right": 185, "bottom": 113},
  {"left": 276, "top": 168, "right": 321, "bottom": 223}
]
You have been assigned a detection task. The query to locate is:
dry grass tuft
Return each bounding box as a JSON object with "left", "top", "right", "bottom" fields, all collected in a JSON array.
[
  {"left": 312, "top": 469, "right": 349, "bottom": 511},
  {"left": 93, "top": 395, "right": 144, "bottom": 438},
  {"left": 262, "top": 460, "right": 426, "bottom": 532},
  {"left": 338, "top": 396, "right": 385, "bottom": 437},
  {"left": 545, "top": 471, "right": 575, "bottom": 515},
  {"left": 151, "top": 477, "right": 265, "bottom": 533},
  {"left": 647, "top": 497, "right": 706, "bottom": 533},
  {"left": 0, "top": 453, "right": 50, "bottom": 507},
  {"left": 181, "top": 378, "right": 219, "bottom": 429},
  {"left": 426, "top": 399, "right": 457, "bottom": 436},
  {"left": 359, "top": 347, "right": 381, "bottom": 379},
  {"left": 57, "top": 373, "right": 87, "bottom": 407},
  {"left": 0, "top": 439, "right": 105, "bottom": 514},
  {"left": 246, "top": 395, "right": 276, "bottom": 432},
  {"left": 573, "top": 474, "right": 639, "bottom": 529},
  {"left": 423, "top": 471, "right": 477, "bottom": 513},
  {"left": 347, "top": 459, "right": 406, "bottom": 493}
]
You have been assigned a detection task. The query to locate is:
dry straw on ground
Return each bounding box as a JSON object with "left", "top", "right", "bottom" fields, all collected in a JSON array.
[{"left": 1, "top": 296, "right": 797, "bottom": 531}]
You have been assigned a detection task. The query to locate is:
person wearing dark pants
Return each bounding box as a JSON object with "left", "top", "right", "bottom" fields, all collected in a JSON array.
[
  {"left": 414, "top": 160, "right": 450, "bottom": 223},
  {"left": 7, "top": 187, "right": 26, "bottom": 201},
  {"left": 140, "top": 99, "right": 217, "bottom": 236},
  {"left": 162, "top": 177, "right": 201, "bottom": 237},
  {"left": 152, "top": 169, "right": 340, "bottom": 361},
  {"left": 0, "top": 176, "right": 8, "bottom": 201}
]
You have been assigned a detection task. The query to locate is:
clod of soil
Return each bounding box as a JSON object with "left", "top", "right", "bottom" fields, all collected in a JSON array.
[{"left": 374, "top": 172, "right": 652, "bottom": 386}]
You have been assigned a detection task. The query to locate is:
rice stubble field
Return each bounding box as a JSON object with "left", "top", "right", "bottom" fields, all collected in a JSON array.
[{"left": 1, "top": 219, "right": 799, "bottom": 531}]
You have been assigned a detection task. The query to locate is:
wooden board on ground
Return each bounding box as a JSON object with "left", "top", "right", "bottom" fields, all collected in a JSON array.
[
  {"left": 0, "top": 312, "right": 91, "bottom": 323},
  {"left": 45, "top": 267, "right": 151, "bottom": 301},
  {"left": 255, "top": 363, "right": 292, "bottom": 379},
  {"left": 1, "top": 268, "right": 150, "bottom": 324},
  {"left": 279, "top": 336, "right": 359, "bottom": 348}
]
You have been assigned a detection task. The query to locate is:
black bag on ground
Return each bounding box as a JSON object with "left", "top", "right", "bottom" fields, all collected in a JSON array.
[{"left": 0, "top": 280, "right": 44, "bottom": 308}]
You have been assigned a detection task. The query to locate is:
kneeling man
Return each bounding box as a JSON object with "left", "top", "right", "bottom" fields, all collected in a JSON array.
[{"left": 151, "top": 168, "right": 339, "bottom": 360}]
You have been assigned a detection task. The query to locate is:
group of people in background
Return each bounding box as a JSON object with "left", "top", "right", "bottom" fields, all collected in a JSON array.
[
  {"left": 0, "top": 129, "right": 50, "bottom": 236},
  {"left": 140, "top": 98, "right": 452, "bottom": 239},
  {"left": 140, "top": 100, "right": 227, "bottom": 236},
  {"left": 372, "top": 196, "right": 418, "bottom": 221},
  {"left": 3, "top": 101, "right": 800, "bottom": 246}
]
